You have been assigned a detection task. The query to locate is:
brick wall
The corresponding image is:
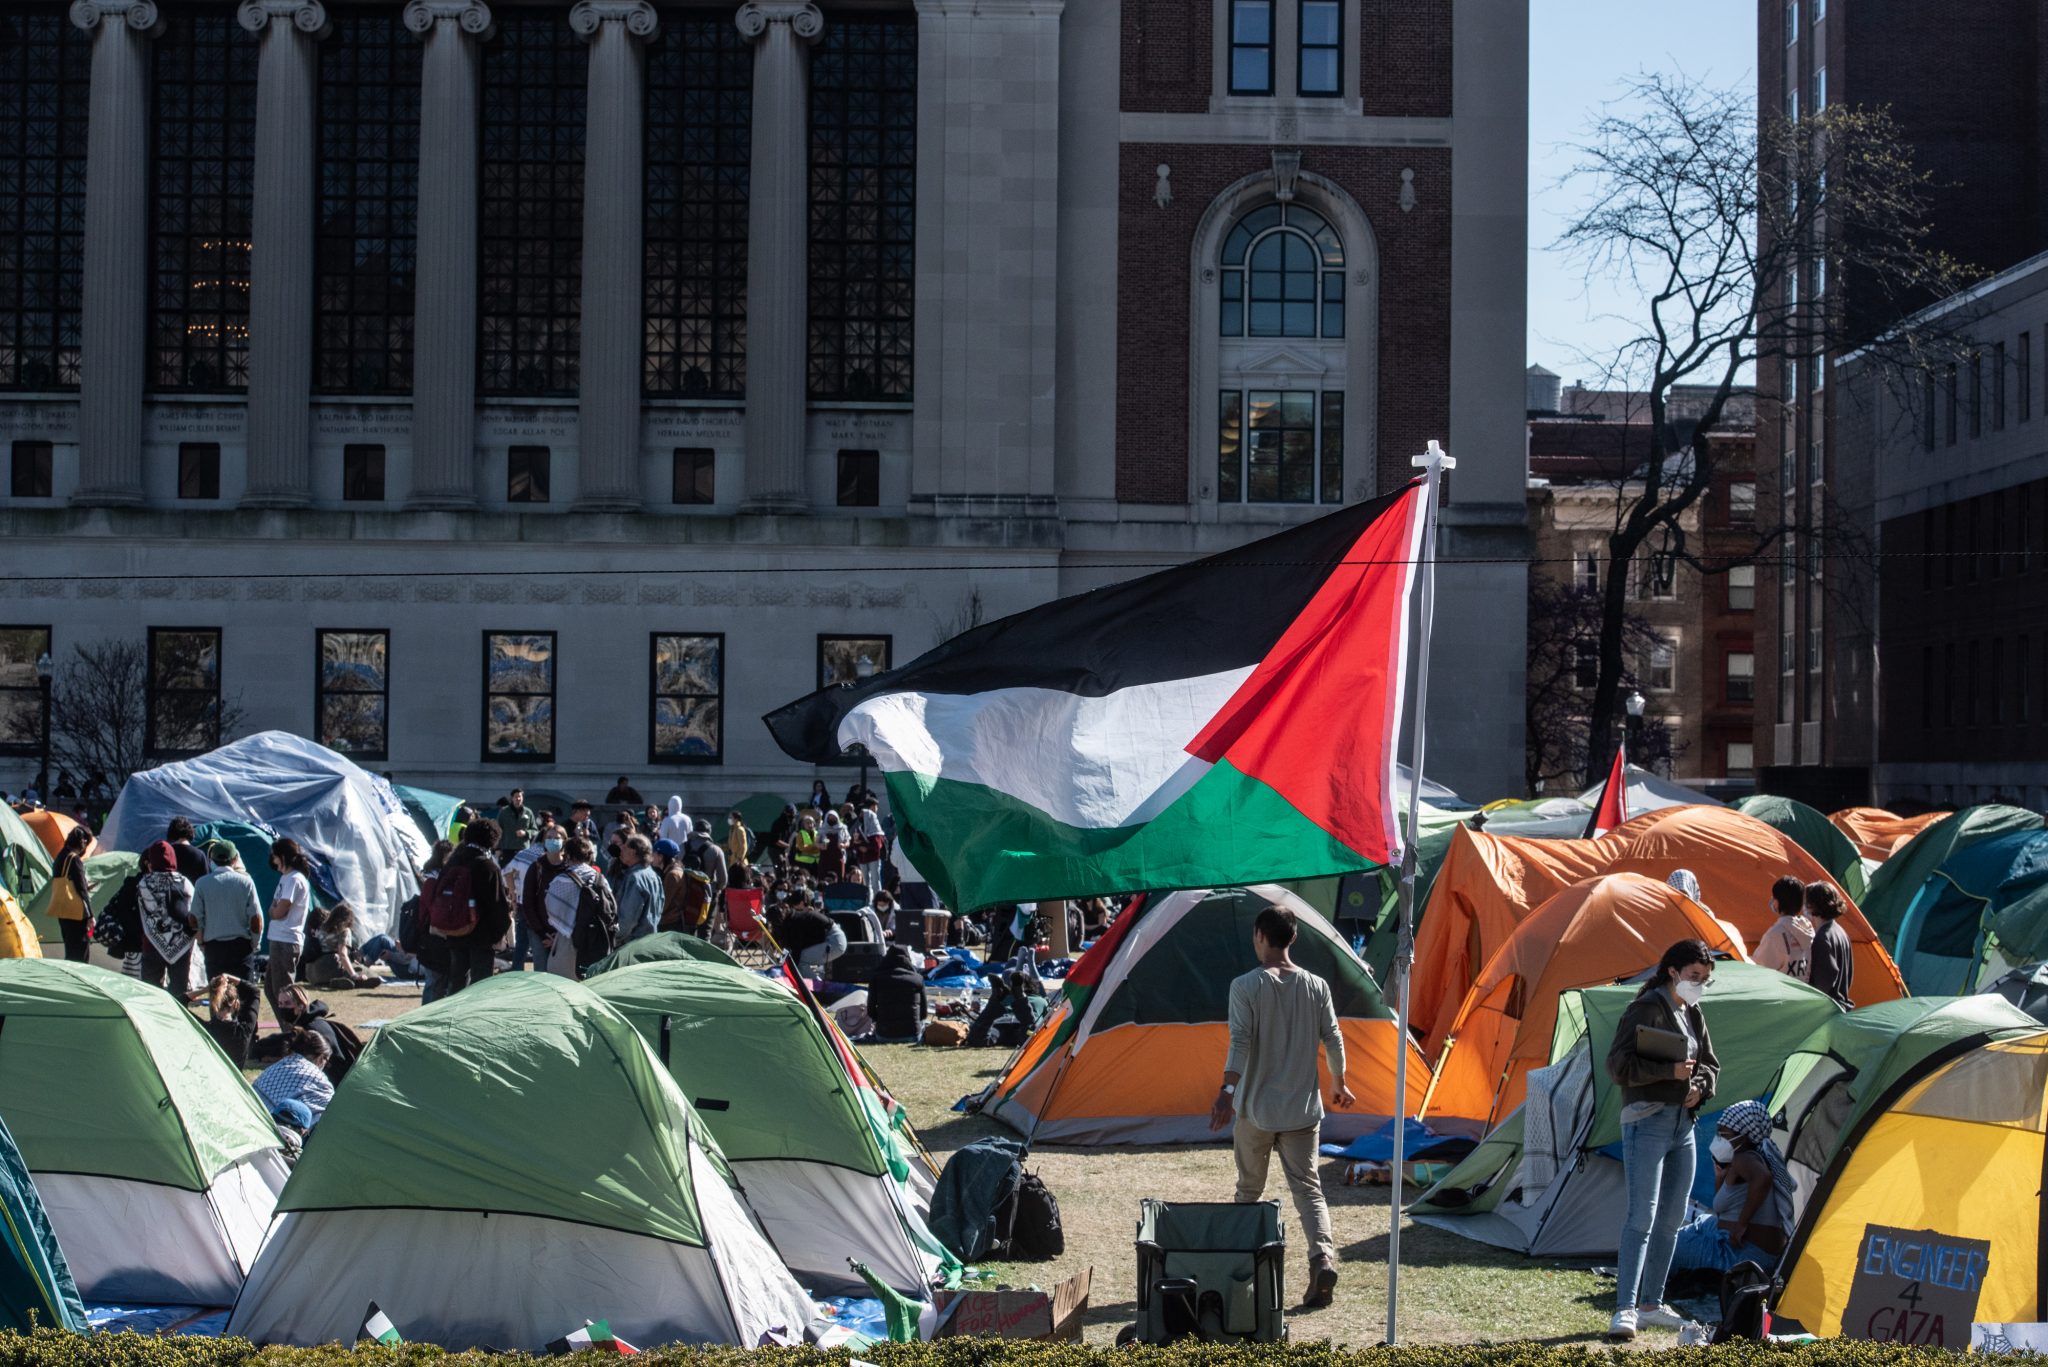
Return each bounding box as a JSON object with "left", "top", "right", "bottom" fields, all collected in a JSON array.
[
  {"left": 1122, "top": 0, "right": 1211, "bottom": 113},
  {"left": 1114, "top": 144, "right": 1453, "bottom": 503},
  {"left": 1361, "top": 0, "right": 1452, "bottom": 117}
]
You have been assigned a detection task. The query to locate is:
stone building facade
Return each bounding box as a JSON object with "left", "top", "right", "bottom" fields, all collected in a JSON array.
[{"left": 0, "top": 0, "right": 1528, "bottom": 807}]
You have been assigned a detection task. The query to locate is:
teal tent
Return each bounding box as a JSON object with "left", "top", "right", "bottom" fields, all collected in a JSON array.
[
  {"left": 1734, "top": 794, "right": 1868, "bottom": 900},
  {"left": 0, "top": 807, "right": 51, "bottom": 904},
  {"left": 1859, "top": 806, "right": 2048, "bottom": 993},
  {"left": 193, "top": 820, "right": 336, "bottom": 911},
  {"left": 0, "top": 1113, "right": 84, "bottom": 1333},
  {"left": 585, "top": 931, "right": 742, "bottom": 975},
  {"left": 1861, "top": 804, "right": 2043, "bottom": 949},
  {"left": 393, "top": 784, "right": 465, "bottom": 848}
]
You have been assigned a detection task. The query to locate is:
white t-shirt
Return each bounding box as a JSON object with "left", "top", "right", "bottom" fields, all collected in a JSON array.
[{"left": 268, "top": 870, "right": 311, "bottom": 945}]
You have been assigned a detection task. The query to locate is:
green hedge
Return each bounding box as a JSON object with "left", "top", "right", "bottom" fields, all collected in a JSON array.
[{"left": 0, "top": 1333, "right": 1988, "bottom": 1367}]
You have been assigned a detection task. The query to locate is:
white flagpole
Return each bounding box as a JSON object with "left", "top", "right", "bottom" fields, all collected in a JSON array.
[{"left": 1385, "top": 439, "right": 1454, "bottom": 1346}]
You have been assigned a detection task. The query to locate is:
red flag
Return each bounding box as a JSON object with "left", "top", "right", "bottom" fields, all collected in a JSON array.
[{"left": 1582, "top": 745, "right": 1628, "bottom": 839}]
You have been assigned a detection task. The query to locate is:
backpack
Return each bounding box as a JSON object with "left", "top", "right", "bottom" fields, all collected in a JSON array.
[
  {"left": 94, "top": 873, "right": 143, "bottom": 957},
  {"left": 397, "top": 891, "right": 425, "bottom": 955},
  {"left": 426, "top": 857, "right": 478, "bottom": 938},
  {"left": 1000, "top": 1169, "right": 1065, "bottom": 1260},
  {"left": 326, "top": 1018, "right": 368, "bottom": 1081},
  {"left": 1710, "top": 1260, "right": 1778, "bottom": 1343},
  {"left": 569, "top": 869, "right": 619, "bottom": 969}
]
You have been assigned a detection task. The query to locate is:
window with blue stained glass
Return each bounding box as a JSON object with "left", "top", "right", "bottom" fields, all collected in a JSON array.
[{"left": 0, "top": 6, "right": 90, "bottom": 391}]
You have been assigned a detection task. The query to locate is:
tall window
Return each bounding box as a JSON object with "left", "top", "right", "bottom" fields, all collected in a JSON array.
[
  {"left": 671, "top": 447, "right": 714, "bottom": 505},
  {"left": 1229, "top": 0, "right": 1272, "bottom": 94},
  {"left": 150, "top": 13, "right": 259, "bottom": 390},
  {"left": 1994, "top": 340, "right": 2008, "bottom": 431},
  {"left": 11, "top": 440, "right": 53, "bottom": 498},
  {"left": 1574, "top": 552, "right": 1600, "bottom": 592},
  {"left": 0, "top": 627, "right": 51, "bottom": 757},
  {"left": 342, "top": 444, "right": 385, "bottom": 501},
  {"left": 2021, "top": 331, "right": 2033, "bottom": 422},
  {"left": 1297, "top": 0, "right": 1339, "bottom": 95},
  {"left": 177, "top": 442, "right": 220, "bottom": 499},
  {"left": 0, "top": 7, "right": 89, "bottom": 390},
  {"left": 483, "top": 631, "right": 555, "bottom": 762},
  {"left": 507, "top": 445, "right": 550, "bottom": 503},
  {"left": 480, "top": 13, "right": 584, "bottom": 396},
  {"left": 808, "top": 17, "right": 915, "bottom": 402},
  {"left": 315, "top": 628, "right": 389, "bottom": 759},
  {"left": 1727, "top": 651, "right": 1755, "bottom": 703},
  {"left": 645, "top": 18, "right": 750, "bottom": 399},
  {"left": 1218, "top": 390, "right": 1339, "bottom": 503},
  {"left": 315, "top": 11, "right": 419, "bottom": 394},
  {"left": 1646, "top": 633, "right": 1676, "bottom": 692},
  {"left": 146, "top": 627, "right": 223, "bottom": 758},
  {"left": 1728, "top": 564, "right": 1756, "bottom": 610},
  {"left": 1219, "top": 202, "right": 1344, "bottom": 339},
  {"left": 649, "top": 632, "right": 722, "bottom": 764}
]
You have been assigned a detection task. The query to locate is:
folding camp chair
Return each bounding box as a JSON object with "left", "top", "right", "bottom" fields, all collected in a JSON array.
[
  {"left": 1131, "top": 1199, "right": 1285, "bottom": 1344},
  {"left": 718, "top": 887, "right": 772, "bottom": 968}
]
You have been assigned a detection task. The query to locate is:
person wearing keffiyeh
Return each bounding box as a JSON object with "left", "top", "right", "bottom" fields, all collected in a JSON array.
[{"left": 1670, "top": 1098, "right": 1798, "bottom": 1273}]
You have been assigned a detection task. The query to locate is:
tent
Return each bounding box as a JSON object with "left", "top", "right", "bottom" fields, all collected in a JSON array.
[
  {"left": 1412, "top": 963, "right": 1840, "bottom": 1258},
  {"left": 1420, "top": 873, "right": 1750, "bottom": 1134},
  {"left": 1577, "top": 764, "right": 1723, "bottom": 816},
  {"left": 0, "top": 890, "right": 39, "bottom": 959},
  {"left": 1862, "top": 818, "right": 2048, "bottom": 995},
  {"left": 1733, "top": 794, "right": 1868, "bottom": 900},
  {"left": 1859, "top": 804, "right": 2043, "bottom": 945},
  {"left": 0, "top": 1113, "right": 84, "bottom": 1334},
  {"left": 587, "top": 962, "right": 951, "bottom": 1295},
  {"left": 1830, "top": 806, "right": 1947, "bottom": 863},
  {"left": 0, "top": 960, "right": 287, "bottom": 1304},
  {"left": 1410, "top": 806, "right": 1901, "bottom": 1056},
  {"left": 20, "top": 851, "right": 136, "bottom": 948},
  {"left": 392, "top": 784, "right": 465, "bottom": 848},
  {"left": 974, "top": 885, "right": 1429, "bottom": 1144},
  {"left": 1776, "top": 1029, "right": 2048, "bottom": 1343},
  {"left": 227, "top": 973, "right": 818, "bottom": 1349},
  {"left": 1478, "top": 797, "right": 1599, "bottom": 841},
  {"left": 101, "top": 731, "right": 425, "bottom": 936},
  {"left": 1766, "top": 995, "right": 2041, "bottom": 1223},
  {"left": 16, "top": 810, "right": 91, "bottom": 860},
  {"left": 585, "top": 930, "right": 742, "bottom": 975},
  {"left": 1984, "top": 962, "right": 2048, "bottom": 1022},
  {"left": 0, "top": 805, "right": 51, "bottom": 901}
]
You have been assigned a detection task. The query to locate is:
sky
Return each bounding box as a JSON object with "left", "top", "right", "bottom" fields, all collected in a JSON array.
[{"left": 1526, "top": 1, "right": 1760, "bottom": 388}]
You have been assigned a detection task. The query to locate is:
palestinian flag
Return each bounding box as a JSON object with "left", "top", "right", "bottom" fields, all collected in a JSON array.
[
  {"left": 545, "top": 1320, "right": 639, "bottom": 1355},
  {"left": 357, "top": 1303, "right": 402, "bottom": 1348},
  {"left": 764, "top": 483, "right": 1428, "bottom": 910},
  {"left": 1582, "top": 743, "right": 1628, "bottom": 839}
]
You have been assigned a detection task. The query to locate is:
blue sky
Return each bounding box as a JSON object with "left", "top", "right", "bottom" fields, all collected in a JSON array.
[{"left": 1526, "top": 1, "right": 1760, "bottom": 386}]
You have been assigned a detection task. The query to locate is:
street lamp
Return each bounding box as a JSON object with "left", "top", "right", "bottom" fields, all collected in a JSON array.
[
  {"left": 1623, "top": 689, "right": 1646, "bottom": 770},
  {"left": 33, "top": 651, "right": 53, "bottom": 802}
]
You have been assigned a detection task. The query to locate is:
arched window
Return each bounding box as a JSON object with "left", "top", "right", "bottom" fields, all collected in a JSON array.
[{"left": 1219, "top": 203, "right": 1343, "bottom": 339}]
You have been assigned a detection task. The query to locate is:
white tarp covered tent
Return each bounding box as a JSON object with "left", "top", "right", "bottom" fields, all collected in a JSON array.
[
  {"left": 1577, "top": 764, "right": 1724, "bottom": 818},
  {"left": 101, "top": 731, "right": 425, "bottom": 936}
]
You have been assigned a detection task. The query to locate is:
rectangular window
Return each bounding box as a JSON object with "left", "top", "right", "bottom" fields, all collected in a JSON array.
[
  {"left": 1245, "top": 389, "right": 1316, "bottom": 502},
  {"left": 1922, "top": 644, "right": 1935, "bottom": 730},
  {"left": 1729, "top": 564, "right": 1756, "bottom": 611},
  {"left": 1785, "top": 0, "right": 1798, "bottom": 45},
  {"left": 672, "top": 448, "right": 715, "bottom": 506},
  {"left": 10, "top": 441, "right": 53, "bottom": 499},
  {"left": 1230, "top": 0, "right": 1274, "bottom": 94},
  {"left": 1727, "top": 741, "right": 1755, "bottom": 776},
  {"left": 649, "top": 632, "right": 724, "bottom": 764},
  {"left": 1991, "top": 638, "right": 2005, "bottom": 724},
  {"left": 1943, "top": 642, "right": 1956, "bottom": 726},
  {"left": 1970, "top": 354, "right": 1983, "bottom": 437},
  {"left": 1995, "top": 341, "right": 2008, "bottom": 431},
  {"left": 1727, "top": 651, "right": 1756, "bottom": 704},
  {"left": 483, "top": 631, "right": 555, "bottom": 763},
  {"left": 1574, "top": 551, "right": 1599, "bottom": 593},
  {"left": 1574, "top": 642, "right": 1598, "bottom": 689},
  {"left": 1967, "top": 640, "right": 1981, "bottom": 725},
  {"left": 342, "top": 444, "right": 385, "bottom": 502},
  {"left": 819, "top": 634, "right": 891, "bottom": 689},
  {"left": 1812, "top": 65, "right": 1825, "bottom": 110},
  {"left": 1218, "top": 391, "right": 1243, "bottom": 502},
  {"left": 1729, "top": 481, "right": 1757, "bottom": 526},
  {"left": 0, "top": 13, "right": 89, "bottom": 392},
  {"left": 1923, "top": 371, "right": 1938, "bottom": 450},
  {"left": 1647, "top": 634, "right": 1676, "bottom": 692},
  {"left": 0, "top": 627, "right": 52, "bottom": 757},
  {"left": 1923, "top": 507, "right": 1937, "bottom": 590},
  {"left": 1319, "top": 390, "right": 1343, "bottom": 504},
  {"left": 146, "top": 627, "right": 222, "bottom": 758},
  {"left": 2021, "top": 331, "right": 2033, "bottom": 421},
  {"left": 836, "top": 449, "right": 880, "bottom": 507},
  {"left": 315, "top": 628, "right": 389, "bottom": 760},
  {"left": 2021, "top": 635, "right": 2033, "bottom": 724},
  {"left": 1297, "top": 0, "right": 1340, "bottom": 96},
  {"left": 178, "top": 443, "right": 220, "bottom": 500},
  {"left": 1947, "top": 364, "right": 1959, "bottom": 445},
  {"left": 1641, "top": 552, "right": 1677, "bottom": 601},
  {"left": 507, "top": 445, "right": 550, "bottom": 503}
]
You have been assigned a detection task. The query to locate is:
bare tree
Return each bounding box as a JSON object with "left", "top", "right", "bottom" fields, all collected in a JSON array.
[
  {"left": 6, "top": 640, "right": 247, "bottom": 797},
  {"left": 1525, "top": 577, "right": 1680, "bottom": 793},
  {"left": 1558, "top": 75, "right": 1979, "bottom": 778}
]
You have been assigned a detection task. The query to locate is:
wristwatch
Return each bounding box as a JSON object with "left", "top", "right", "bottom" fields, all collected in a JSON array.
[{"left": 1221, "top": 1083, "right": 1236, "bottom": 1096}]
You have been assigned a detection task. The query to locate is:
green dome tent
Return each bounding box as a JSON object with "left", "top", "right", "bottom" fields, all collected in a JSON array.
[
  {"left": 1859, "top": 806, "right": 2048, "bottom": 993},
  {"left": 19, "top": 851, "right": 136, "bottom": 947},
  {"left": 1861, "top": 804, "right": 2043, "bottom": 946},
  {"left": 392, "top": 784, "right": 465, "bottom": 847},
  {"left": 0, "top": 806, "right": 51, "bottom": 903},
  {"left": 585, "top": 930, "right": 742, "bottom": 975},
  {"left": 227, "top": 973, "right": 817, "bottom": 1350},
  {"left": 0, "top": 960, "right": 287, "bottom": 1304},
  {"left": 0, "top": 1113, "right": 83, "bottom": 1334},
  {"left": 1733, "top": 794, "right": 1868, "bottom": 900},
  {"left": 587, "top": 962, "right": 953, "bottom": 1295}
]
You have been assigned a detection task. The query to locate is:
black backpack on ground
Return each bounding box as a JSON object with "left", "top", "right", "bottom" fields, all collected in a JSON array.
[
  {"left": 1711, "top": 1260, "right": 1779, "bottom": 1343},
  {"left": 929, "top": 1135, "right": 1064, "bottom": 1262},
  {"left": 1002, "top": 1167, "right": 1065, "bottom": 1260}
]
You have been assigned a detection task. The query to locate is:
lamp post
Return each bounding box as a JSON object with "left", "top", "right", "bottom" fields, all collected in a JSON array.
[
  {"left": 1624, "top": 688, "right": 1646, "bottom": 770},
  {"left": 33, "top": 651, "right": 53, "bottom": 802}
]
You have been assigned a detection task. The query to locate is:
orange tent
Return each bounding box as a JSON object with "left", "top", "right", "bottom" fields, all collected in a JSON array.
[
  {"left": 17, "top": 809, "right": 93, "bottom": 858},
  {"left": 1420, "top": 872, "right": 1750, "bottom": 1133},
  {"left": 1411, "top": 805, "right": 1903, "bottom": 1056},
  {"left": 1828, "top": 806, "right": 1946, "bottom": 863}
]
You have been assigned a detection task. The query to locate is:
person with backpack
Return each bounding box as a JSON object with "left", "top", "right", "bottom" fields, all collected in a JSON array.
[
  {"left": 265, "top": 838, "right": 315, "bottom": 1011},
  {"left": 650, "top": 837, "right": 689, "bottom": 931},
  {"left": 136, "top": 840, "right": 199, "bottom": 995},
  {"left": 193, "top": 838, "right": 263, "bottom": 981},
  {"left": 543, "top": 836, "right": 615, "bottom": 978},
  {"left": 408, "top": 840, "right": 454, "bottom": 1003},
  {"left": 433, "top": 819, "right": 511, "bottom": 995},
  {"left": 46, "top": 823, "right": 94, "bottom": 963},
  {"left": 518, "top": 828, "right": 571, "bottom": 970},
  {"left": 855, "top": 794, "right": 887, "bottom": 892}
]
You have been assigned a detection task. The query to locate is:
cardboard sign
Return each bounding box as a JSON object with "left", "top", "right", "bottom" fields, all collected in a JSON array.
[
  {"left": 934, "top": 1267, "right": 1092, "bottom": 1341},
  {"left": 1972, "top": 1323, "right": 2048, "bottom": 1354},
  {"left": 1840, "top": 1224, "right": 1991, "bottom": 1346}
]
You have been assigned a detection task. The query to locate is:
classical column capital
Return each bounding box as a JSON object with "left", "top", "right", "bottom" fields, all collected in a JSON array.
[
  {"left": 569, "top": 0, "right": 656, "bottom": 40},
  {"left": 735, "top": 1, "right": 822, "bottom": 43},
  {"left": 403, "top": 0, "right": 493, "bottom": 39},
  {"left": 68, "top": 0, "right": 163, "bottom": 36},
  {"left": 237, "top": 0, "right": 328, "bottom": 37}
]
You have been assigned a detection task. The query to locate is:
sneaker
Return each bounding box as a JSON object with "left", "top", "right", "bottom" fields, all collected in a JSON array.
[
  {"left": 1302, "top": 1256, "right": 1339, "bottom": 1309},
  {"left": 1636, "top": 1304, "right": 1685, "bottom": 1329},
  {"left": 1607, "top": 1309, "right": 1638, "bottom": 1342}
]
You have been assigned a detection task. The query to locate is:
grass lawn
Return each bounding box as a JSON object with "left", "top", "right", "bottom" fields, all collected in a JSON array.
[{"left": 275, "top": 970, "right": 1638, "bottom": 1348}]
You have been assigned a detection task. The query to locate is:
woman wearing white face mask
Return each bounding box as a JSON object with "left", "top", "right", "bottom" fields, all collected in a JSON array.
[
  {"left": 1670, "top": 1099, "right": 1794, "bottom": 1274},
  {"left": 1604, "top": 939, "right": 1720, "bottom": 1341}
]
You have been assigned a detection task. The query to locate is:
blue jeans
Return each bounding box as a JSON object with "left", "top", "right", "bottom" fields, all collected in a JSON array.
[
  {"left": 512, "top": 919, "right": 543, "bottom": 970},
  {"left": 1616, "top": 1103, "right": 1695, "bottom": 1310},
  {"left": 419, "top": 965, "right": 449, "bottom": 1005},
  {"left": 1671, "top": 1212, "right": 1776, "bottom": 1274}
]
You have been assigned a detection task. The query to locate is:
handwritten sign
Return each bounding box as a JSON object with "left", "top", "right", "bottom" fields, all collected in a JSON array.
[{"left": 1840, "top": 1223, "right": 1990, "bottom": 1346}]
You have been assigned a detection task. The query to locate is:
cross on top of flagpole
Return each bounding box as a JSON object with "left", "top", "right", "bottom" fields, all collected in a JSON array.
[{"left": 1411, "top": 439, "right": 1456, "bottom": 471}]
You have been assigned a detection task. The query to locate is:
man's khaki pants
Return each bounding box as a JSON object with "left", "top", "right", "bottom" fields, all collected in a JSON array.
[{"left": 1233, "top": 1116, "right": 1335, "bottom": 1263}]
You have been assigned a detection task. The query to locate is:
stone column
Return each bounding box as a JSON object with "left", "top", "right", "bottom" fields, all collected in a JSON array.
[
  {"left": 570, "top": 0, "right": 656, "bottom": 512},
  {"left": 68, "top": 0, "right": 163, "bottom": 507},
  {"left": 403, "top": 0, "right": 492, "bottom": 510},
  {"left": 736, "top": 0, "right": 821, "bottom": 513},
  {"left": 239, "top": 0, "right": 328, "bottom": 508}
]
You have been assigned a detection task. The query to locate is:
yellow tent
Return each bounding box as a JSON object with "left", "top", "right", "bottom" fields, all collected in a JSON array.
[
  {"left": 1778, "top": 1030, "right": 2048, "bottom": 1344},
  {"left": 0, "top": 890, "right": 43, "bottom": 960}
]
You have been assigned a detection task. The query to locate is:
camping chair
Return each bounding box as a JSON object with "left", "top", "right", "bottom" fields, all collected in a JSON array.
[
  {"left": 718, "top": 887, "right": 773, "bottom": 968},
  {"left": 1131, "top": 1199, "right": 1285, "bottom": 1344}
]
